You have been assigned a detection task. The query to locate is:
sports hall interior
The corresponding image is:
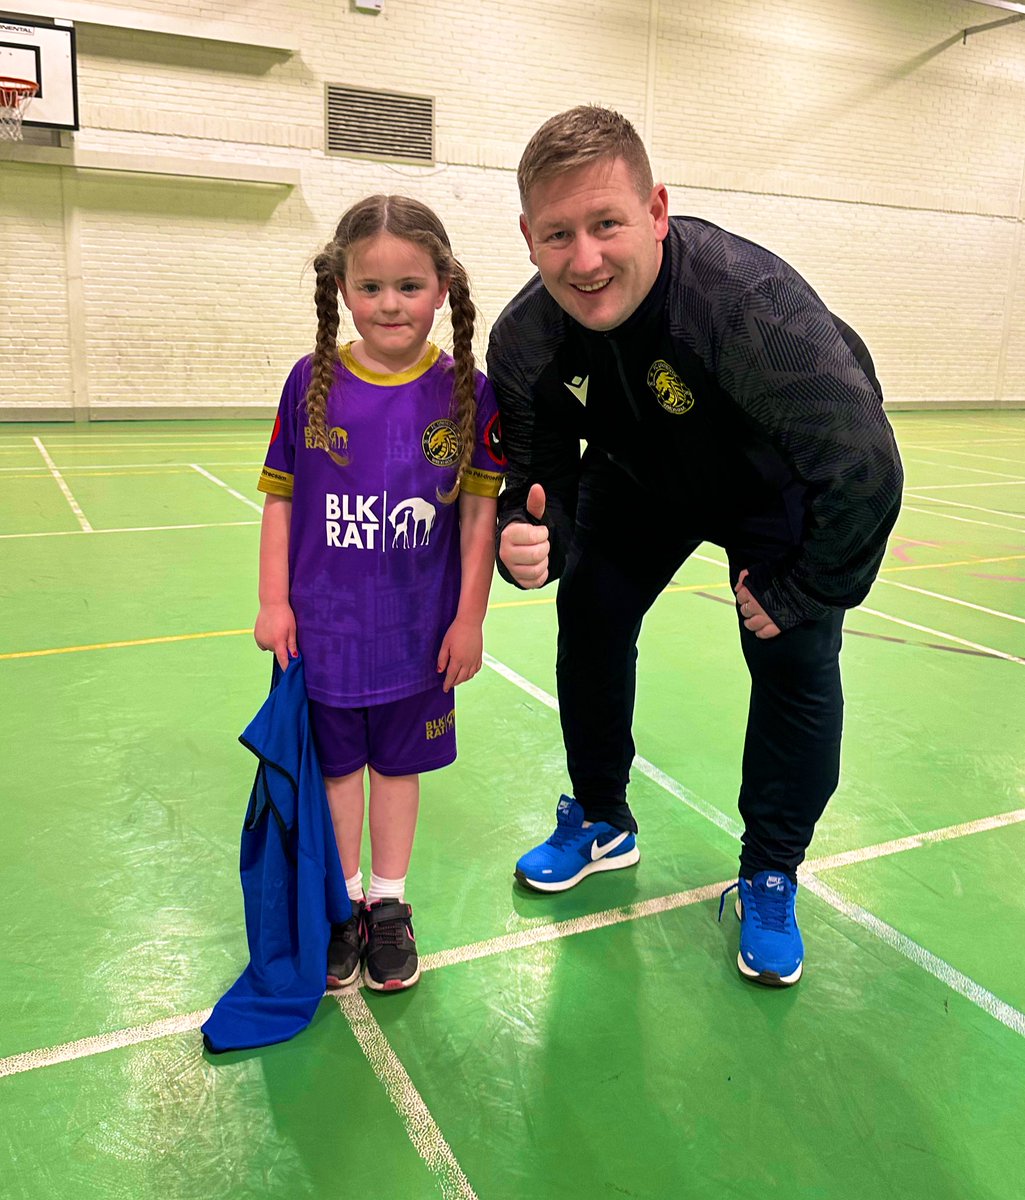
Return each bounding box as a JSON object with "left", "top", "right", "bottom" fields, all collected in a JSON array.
[{"left": 1, "top": 2, "right": 1023, "bottom": 1197}]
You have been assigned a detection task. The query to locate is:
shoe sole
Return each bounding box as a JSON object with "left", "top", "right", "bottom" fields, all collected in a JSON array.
[
  {"left": 325, "top": 965, "right": 361, "bottom": 989},
  {"left": 734, "top": 897, "right": 803, "bottom": 987},
  {"left": 363, "top": 962, "right": 421, "bottom": 991},
  {"left": 514, "top": 847, "right": 640, "bottom": 893},
  {"left": 736, "top": 953, "right": 803, "bottom": 987}
]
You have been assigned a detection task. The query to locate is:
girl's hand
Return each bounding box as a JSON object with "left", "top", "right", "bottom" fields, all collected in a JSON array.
[
  {"left": 254, "top": 601, "right": 298, "bottom": 670},
  {"left": 437, "top": 617, "right": 483, "bottom": 693}
]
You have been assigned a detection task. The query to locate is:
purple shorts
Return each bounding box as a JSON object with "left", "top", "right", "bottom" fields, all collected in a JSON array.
[{"left": 308, "top": 681, "right": 456, "bottom": 778}]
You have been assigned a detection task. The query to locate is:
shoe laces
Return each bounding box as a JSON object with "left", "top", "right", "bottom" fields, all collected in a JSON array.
[
  {"left": 548, "top": 822, "right": 584, "bottom": 849},
  {"left": 371, "top": 918, "right": 407, "bottom": 946},
  {"left": 368, "top": 905, "right": 413, "bottom": 947},
  {"left": 744, "top": 882, "right": 791, "bottom": 933},
  {"left": 716, "top": 881, "right": 738, "bottom": 923},
  {"left": 717, "top": 879, "right": 792, "bottom": 932}
]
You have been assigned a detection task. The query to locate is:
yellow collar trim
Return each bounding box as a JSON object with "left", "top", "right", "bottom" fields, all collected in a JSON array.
[{"left": 339, "top": 342, "right": 441, "bottom": 385}]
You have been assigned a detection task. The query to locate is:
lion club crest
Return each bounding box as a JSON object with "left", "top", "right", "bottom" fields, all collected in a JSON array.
[
  {"left": 646, "top": 360, "right": 695, "bottom": 415},
  {"left": 422, "top": 418, "right": 462, "bottom": 467}
]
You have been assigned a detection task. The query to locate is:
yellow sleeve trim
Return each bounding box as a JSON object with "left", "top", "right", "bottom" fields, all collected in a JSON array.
[
  {"left": 258, "top": 466, "right": 294, "bottom": 497},
  {"left": 460, "top": 466, "right": 503, "bottom": 498}
]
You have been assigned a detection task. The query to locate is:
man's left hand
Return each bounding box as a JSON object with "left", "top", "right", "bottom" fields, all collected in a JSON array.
[{"left": 734, "top": 568, "right": 781, "bottom": 640}]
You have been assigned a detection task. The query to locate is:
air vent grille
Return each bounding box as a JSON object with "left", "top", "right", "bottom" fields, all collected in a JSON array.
[{"left": 325, "top": 85, "right": 434, "bottom": 164}]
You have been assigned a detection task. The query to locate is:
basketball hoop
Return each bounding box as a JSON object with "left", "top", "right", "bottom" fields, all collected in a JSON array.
[{"left": 0, "top": 76, "right": 39, "bottom": 141}]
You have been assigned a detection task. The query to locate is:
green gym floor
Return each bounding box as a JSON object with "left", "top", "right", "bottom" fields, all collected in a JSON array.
[{"left": 1, "top": 412, "right": 1023, "bottom": 1199}]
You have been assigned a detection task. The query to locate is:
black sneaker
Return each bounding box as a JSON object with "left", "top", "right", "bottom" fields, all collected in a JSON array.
[
  {"left": 326, "top": 899, "right": 365, "bottom": 989},
  {"left": 363, "top": 898, "right": 420, "bottom": 992}
]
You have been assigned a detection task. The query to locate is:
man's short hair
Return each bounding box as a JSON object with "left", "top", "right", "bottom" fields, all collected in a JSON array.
[{"left": 517, "top": 106, "right": 654, "bottom": 212}]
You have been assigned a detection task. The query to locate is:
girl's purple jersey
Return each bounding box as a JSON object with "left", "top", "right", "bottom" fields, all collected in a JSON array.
[{"left": 259, "top": 343, "right": 505, "bottom": 706}]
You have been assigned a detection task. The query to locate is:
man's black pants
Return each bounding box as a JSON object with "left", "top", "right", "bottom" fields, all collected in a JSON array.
[{"left": 555, "top": 456, "right": 845, "bottom": 879}]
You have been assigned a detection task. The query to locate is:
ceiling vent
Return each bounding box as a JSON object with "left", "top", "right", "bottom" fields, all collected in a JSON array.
[{"left": 325, "top": 84, "right": 434, "bottom": 164}]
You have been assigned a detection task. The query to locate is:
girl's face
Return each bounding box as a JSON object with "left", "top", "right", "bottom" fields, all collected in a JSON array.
[{"left": 339, "top": 232, "right": 449, "bottom": 374}]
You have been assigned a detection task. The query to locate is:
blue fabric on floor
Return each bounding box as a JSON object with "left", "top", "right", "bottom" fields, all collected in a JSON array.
[{"left": 202, "top": 655, "right": 352, "bottom": 1053}]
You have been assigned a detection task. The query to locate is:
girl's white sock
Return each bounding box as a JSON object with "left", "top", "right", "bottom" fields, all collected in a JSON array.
[
  {"left": 367, "top": 873, "right": 406, "bottom": 904},
  {"left": 345, "top": 870, "right": 365, "bottom": 903}
]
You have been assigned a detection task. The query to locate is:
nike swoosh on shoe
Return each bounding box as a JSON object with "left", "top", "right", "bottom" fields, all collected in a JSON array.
[{"left": 590, "top": 831, "right": 630, "bottom": 861}]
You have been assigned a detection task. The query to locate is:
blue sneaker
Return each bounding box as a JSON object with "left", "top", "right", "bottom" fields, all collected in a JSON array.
[
  {"left": 515, "top": 796, "right": 640, "bottom": 892},
  {"left": 718, "top": 872, "right": 804, "bottom": 986}
]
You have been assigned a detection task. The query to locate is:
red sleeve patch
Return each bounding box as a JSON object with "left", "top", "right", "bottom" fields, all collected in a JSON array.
[{"left": 484, "top": 412, "right": 506, "bottom": 466}]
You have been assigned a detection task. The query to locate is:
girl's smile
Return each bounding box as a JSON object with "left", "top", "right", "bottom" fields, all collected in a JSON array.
[{"left": 339, "top": 232, "right": 449, "bottom": 374}]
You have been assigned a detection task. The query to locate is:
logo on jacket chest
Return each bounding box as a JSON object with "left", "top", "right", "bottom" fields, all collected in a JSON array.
[
  {"left": 563, "top": 375, "right": 589, "bottom": 406},
  {"left": 647, "top": 360, "right": 695, "bottom": 415}
]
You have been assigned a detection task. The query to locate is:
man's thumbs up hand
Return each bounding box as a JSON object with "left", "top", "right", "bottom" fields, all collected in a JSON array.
[{"left": 500, "top": 483, "right": 550, "bottom": 589}]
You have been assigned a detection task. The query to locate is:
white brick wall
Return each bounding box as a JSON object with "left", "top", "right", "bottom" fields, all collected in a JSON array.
[
  {"left": 1, "top": 0, "right": 1023, "bottom": 416},
  {"left": 0, "top": 165, "right": 75, "bottom": 410}
]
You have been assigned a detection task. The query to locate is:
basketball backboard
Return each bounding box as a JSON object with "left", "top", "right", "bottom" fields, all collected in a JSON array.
[{"left": 0, "top": 17, "right": 77, "bottom": 129}]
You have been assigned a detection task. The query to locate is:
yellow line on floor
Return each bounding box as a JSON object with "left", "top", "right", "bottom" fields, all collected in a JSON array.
[
  {"left": 881, "top": 553, "right": 1025, "bottom": 573},
  {"left": 3, "top": 582, "right": 733, "bottom": 659},
  {"left": 488, "top": 580, "right": 728, "bottom": 610},
  {"left": 0, "top": 629, "right": 251, "bottom": 660}
]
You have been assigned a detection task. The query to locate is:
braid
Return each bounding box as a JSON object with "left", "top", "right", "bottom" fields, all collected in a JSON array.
[
  {"left": 306, "top": 196, "right": 480, "bottom": 493},
  {"left": 437, "top": 259, "right": 478, "bottom": 505},
  {"left": 305, "top": 252, "right": 341, "bottom": 451}
]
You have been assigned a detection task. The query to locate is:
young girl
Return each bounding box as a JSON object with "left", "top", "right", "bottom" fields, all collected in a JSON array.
[{"left": 254, "top": 195, "right": 505, "bottom": 992}]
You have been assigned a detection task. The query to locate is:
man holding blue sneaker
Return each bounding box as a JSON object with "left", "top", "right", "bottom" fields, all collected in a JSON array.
[{"left": 489, "top": 106, "right": 902, "bottom": 988}]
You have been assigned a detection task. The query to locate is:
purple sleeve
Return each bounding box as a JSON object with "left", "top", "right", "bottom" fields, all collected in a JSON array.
[
  {"left": 461, "top": 372, "right": 506, "bottom": 498},
  {"left": 258, "top": 358, "right": 308, "bottom": 497}
]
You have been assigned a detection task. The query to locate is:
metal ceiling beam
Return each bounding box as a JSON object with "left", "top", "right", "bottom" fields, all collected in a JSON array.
[{"left": 967, "top": 1, "right": 1025, "bottom": 15}]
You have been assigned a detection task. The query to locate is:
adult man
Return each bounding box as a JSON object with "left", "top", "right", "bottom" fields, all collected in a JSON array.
[{"left": 488, "top": 106, "right": 902, "bottom": 987}]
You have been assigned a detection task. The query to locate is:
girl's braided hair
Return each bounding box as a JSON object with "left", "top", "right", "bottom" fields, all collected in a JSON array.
[{"left": 306, "top": 194, "right": 477, "bottom": 504}]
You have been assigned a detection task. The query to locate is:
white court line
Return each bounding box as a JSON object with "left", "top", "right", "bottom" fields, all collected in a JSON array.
[
  {"left": 874, "top": 579, "right": 1025, "bottom": 626},
  {"left": 901, "top": 503, "right": 1025, "bottom": 534},
  {"left": 905, "top": 457, "right": 1024, "bottom": 482},
  {"left": 0, "top": 521, "right": 259, "bottom": 541},
  {"left": 808, "top": 808, "right": 1025, "bottom": 872},
  {"left": 0, "top": 1009, "right": 213, "bottom": 1078},
  {"left": 689, "top": 551, "right": 1024, "bottom": 661},
  {"left": 0, "top": 440, "right": 267, "bottom": 451},
  {"left": 895, "top": 420, "right": 1025, "bottom": 437},
  {"left": 691, "top": 551, "right": 729, "bottom": 570},
  {"left": 799, "top": 875, "right": 1025, "bottom": 1037},
  {"left": 481, "top": 653, "right": 744, "bottom": 837},
  {"left": 858, "top": 606, "right": 1025, "bottom": 664},
  {"left": 0, "top": 460, "right": 263, "bottom": 473},
  {"left": 0, "top": 883, "right": 723, "bottom": 1080},
  {"left": 899, "top": 438, "right": 1025, "bottom": 449},
  {"left": 337, "top": 992, "right": 479, "bottom": 1200},
  {"left": 899, "top": 494, "right": 1025, "bottom": 523},
  {"left": 906, "top": 447, "right": 1025, "bottom": 468},
  {"left": 422, "top": 881, "right": 729, "bottom": 973},
  {"left": 32, "top": 437, "right": 92, "bottom": 532},
  {"left": 189, "top": 464, "right": 263, "bottom": 514},
  {"left": 903, "top": 480, "right": 1025, "bottom": 492},
  {"left": 632, "top": 755, "right": 743, "bottom": 837},
  {"left": 3, "top": 809, "right": 1024, "bottom": 1080},
  {"left": 480, "top": 656, "right": 1025, "bottom": 1038}
]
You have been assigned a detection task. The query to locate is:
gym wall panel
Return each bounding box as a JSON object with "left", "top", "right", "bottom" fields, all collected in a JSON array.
[
  {"left": 0, "top": 164, "right": 75, "bottom": 418},
  {"left": 1, "top": 0, "right": 1022, "bottom": 416}
]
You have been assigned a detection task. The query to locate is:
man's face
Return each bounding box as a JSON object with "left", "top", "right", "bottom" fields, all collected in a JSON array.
[{"left": 520, "top": 157, "right": 669, "bottom": 332}]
